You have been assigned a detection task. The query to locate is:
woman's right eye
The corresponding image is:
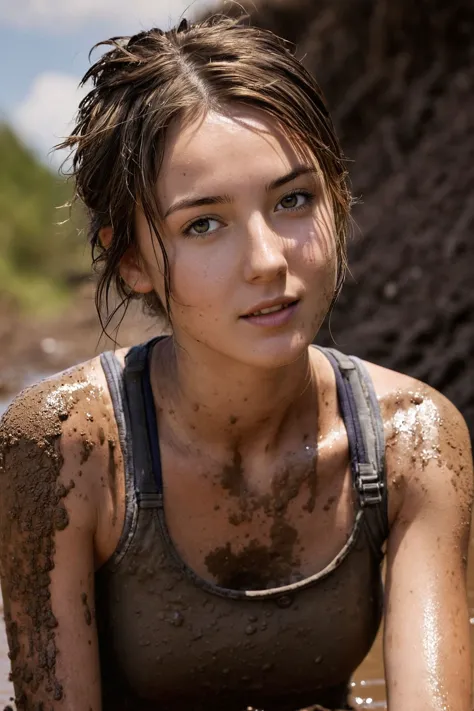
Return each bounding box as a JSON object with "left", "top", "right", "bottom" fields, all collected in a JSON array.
[{"left": 182, "top": 217, "right": 222, "bottom": 238}]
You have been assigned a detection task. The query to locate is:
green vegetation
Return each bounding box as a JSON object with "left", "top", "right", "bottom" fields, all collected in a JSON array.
[{"left": 0, "top": 123, "right": 88, "bottom": 315}]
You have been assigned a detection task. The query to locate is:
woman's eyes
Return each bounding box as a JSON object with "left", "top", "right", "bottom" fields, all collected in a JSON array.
[
  {"left": 182, "top": 189, "right": 315, "bottom": 238},
  {"left": 275, "top": 189, "right": 314, "bottom": 212},
  {"left": 183, "top": 217, "right": 221, "bottom": 237}
]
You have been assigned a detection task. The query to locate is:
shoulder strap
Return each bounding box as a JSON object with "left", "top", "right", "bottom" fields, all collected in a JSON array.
[
  {"left": 99, "top": 349, "right": 140, "bottom": 566},
  {"left": 122, "top": 338, "right": 164, "bottom": 508},
  {"left": 317, "top": 347, "right": 389, "bottom": 559}
]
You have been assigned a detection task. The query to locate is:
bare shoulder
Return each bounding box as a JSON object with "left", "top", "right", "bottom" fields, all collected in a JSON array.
[
  {"left": 362, "top": 358, "right": 470, "bottom": 443},
  {"left": 0, "top": 354, "right": 110, "bottom": 459},
  {"left": 361, "top": 359, "right": 473, "bottom": 526},
  {"left": 0, "top": 352, "right": 126, "bottom": 564}
]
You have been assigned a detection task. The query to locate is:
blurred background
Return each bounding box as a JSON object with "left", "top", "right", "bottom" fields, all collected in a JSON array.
[{"left": 0, "top": 0, "right": 473, "bottom": 708}]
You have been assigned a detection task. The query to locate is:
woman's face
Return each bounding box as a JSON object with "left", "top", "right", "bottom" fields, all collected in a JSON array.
[{"left": 131, "top": 106, "right": 338, "bottom": 368}]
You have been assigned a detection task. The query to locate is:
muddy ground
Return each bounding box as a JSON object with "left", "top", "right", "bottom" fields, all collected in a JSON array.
[{"left": 0, "top": 282, "right": 161, "bottom": 401}]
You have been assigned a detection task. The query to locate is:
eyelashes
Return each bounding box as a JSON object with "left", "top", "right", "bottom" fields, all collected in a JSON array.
[
  {"left": 183, "top": 216, "right": 221, "bottom": 237},
  {"left": 276, "top": 189, "right": 315, "bottom": 212},
  {"left": 182, "top": 189, "right": 316, "bottom": 238}
]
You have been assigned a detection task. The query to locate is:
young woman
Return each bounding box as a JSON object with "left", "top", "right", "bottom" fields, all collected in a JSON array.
[{"left": 0, "top": 16, "right": 472, "bottom": 711}]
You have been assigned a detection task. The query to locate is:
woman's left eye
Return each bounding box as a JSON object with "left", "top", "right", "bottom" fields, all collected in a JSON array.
[
  {"left": 183, "top": 217, "right": 221, "bottom": 237},
  {"left": 276, "top": 190, "right": 314, "bottom": 212}
]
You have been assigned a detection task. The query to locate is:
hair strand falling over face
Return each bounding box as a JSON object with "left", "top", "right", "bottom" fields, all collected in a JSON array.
[{"left": 56, "top": 14, "right": 352, "bottom": 336}]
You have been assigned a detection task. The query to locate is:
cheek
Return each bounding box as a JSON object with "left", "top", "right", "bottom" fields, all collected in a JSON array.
[
  {"left": 169, "top": 244, "right": 230, "bottom": 313},
  {"left": 298, "top": 218, "right": 338, "bottom": 285}
]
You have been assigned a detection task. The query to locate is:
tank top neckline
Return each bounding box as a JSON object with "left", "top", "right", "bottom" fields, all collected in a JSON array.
[{"left": 135, "top": 336, "right": 370, "bottom": 601}]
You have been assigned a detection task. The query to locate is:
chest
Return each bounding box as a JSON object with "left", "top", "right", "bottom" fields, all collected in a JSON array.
[
  {"left": 96, "top": 508, "right": 383, "bottom": 711},
  {"left": 159, "top": 438, "right": 355, "bottom": 590}
]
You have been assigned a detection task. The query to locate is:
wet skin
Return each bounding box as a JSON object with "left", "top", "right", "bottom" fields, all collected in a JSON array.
[
  {"left": 0, "top": 105, "right": 473, "bottom": 710},
  {"left": 0, "top": 348, "right": 472, "bottom": 711}
]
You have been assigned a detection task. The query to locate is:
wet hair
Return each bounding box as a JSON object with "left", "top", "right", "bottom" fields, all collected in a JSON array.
[{"left": 58, "top": 15, "right": 351, "bottom": 331}]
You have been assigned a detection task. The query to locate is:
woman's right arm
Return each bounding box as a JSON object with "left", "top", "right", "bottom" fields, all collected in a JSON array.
[{"left": 0, "top": 382, "right": 102, "bottom": 710}]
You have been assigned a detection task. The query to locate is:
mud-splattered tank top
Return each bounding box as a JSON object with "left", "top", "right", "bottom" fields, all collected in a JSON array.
[{"left": 95, "top": 338, "right": 389, "bottom": 711}]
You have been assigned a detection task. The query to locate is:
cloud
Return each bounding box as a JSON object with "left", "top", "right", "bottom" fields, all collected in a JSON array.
[
  {"left": 12, "top": 72, "right": 88, "bottom": 167},
  {"left": 0, "top": 0, "right": 220, "bottom": 32}
]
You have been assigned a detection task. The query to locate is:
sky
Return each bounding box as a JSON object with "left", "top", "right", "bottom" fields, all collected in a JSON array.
[{"left": 0, "top": 0, "right": 221, "bottom": 168}]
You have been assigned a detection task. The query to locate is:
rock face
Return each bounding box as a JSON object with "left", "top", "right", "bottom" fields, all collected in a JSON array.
[{"left": 205, "top": 0, "right": 474, "bottom": 436}]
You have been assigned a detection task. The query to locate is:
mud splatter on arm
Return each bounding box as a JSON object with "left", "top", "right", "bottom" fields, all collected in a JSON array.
[
  {"left": 0, "top": 377, "right": 102, "bottom": 710},
  {"left": 383, "top": 383, "right": 473, "bottom": 711}
]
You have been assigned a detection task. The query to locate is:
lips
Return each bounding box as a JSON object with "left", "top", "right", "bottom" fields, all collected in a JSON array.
[
  {"left": 244, "top": 302, "right": 296, "bottom": 318},
  {"left": 240, "top": 298, "right": 299, "bottom": 319},
  {"left": 240, "top": 299, "right": 300, "bottom": 328}
]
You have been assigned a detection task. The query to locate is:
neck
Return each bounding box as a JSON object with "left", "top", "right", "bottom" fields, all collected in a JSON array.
[{"left": 153, "top": 337, "right": 315, "bottom": 450}]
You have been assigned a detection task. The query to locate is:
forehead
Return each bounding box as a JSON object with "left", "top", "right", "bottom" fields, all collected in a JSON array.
[{"left": 157, "top": 106, "right": 314, "bottom": 201}]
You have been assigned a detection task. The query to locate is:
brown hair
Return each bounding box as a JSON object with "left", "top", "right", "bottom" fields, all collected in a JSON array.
[{"left": 58, "top": 15, "right": 351, "bottom": 331}]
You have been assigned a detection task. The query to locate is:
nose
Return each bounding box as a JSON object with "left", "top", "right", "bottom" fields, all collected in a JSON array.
[{"left": 242, "top": 213, "right": 288, "bottom": 284}]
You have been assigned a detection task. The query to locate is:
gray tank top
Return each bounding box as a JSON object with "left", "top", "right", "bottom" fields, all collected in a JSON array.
[{"left": 96, "top": 338, "right": 388, "bottom": 711}]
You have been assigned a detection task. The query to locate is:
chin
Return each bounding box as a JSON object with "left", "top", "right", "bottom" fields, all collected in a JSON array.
[{"left": 233, "top": 330, "right": 312, "bottom": 370}]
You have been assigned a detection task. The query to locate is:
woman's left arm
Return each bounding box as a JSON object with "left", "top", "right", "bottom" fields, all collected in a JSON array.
[{"left": 384, "top": 387, "right": 473, "bottom": 711}]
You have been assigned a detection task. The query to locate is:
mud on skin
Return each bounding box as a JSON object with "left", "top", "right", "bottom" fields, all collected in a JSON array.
[
  {"left": 0, "top": 373, "right": 99, "bottom": 710},
  {"left": 382, "top": 385, "right": 473, "bottom": 527},
  {"left": 206, "top": 442, "right": 318, "bottom": 589}
]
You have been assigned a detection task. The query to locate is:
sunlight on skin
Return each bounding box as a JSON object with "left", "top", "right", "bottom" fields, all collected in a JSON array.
[
  {"left": 392, "top": 393, "right": 442, "bottom": 465},
  {"left": 422, "top": 597, "right": 448, "bottom": 711},
  {"left": 128, "top": 107, "right": 337, "bottom": 370}
]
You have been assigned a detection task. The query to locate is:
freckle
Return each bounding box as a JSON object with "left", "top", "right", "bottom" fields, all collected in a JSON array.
[{"left": 193, "top": 403, "right": 200, "bottom": 412}]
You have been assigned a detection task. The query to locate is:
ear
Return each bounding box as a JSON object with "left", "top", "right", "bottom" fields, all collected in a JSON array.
[
  {"left": 119, "top": 245, "right": 154, "bottom": 294},
  {"left": 98, "top": 225, "right": 113, "bottom": 249}
]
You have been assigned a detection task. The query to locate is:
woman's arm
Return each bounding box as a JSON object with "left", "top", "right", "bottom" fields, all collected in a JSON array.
[
  {"left": 0, "top": 381, "right": 102, "bottom": 710},
  {"left": 383, "top": 385, "right": 473, "bottom": 711}
]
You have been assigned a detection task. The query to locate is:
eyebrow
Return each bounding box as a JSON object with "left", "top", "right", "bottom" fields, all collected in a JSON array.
[
  {"left": 266, "top": 165, "right": 318, "bottom": 191},
  {"left": 163, "top": 164, "right": 318, "bottom": 219}
]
